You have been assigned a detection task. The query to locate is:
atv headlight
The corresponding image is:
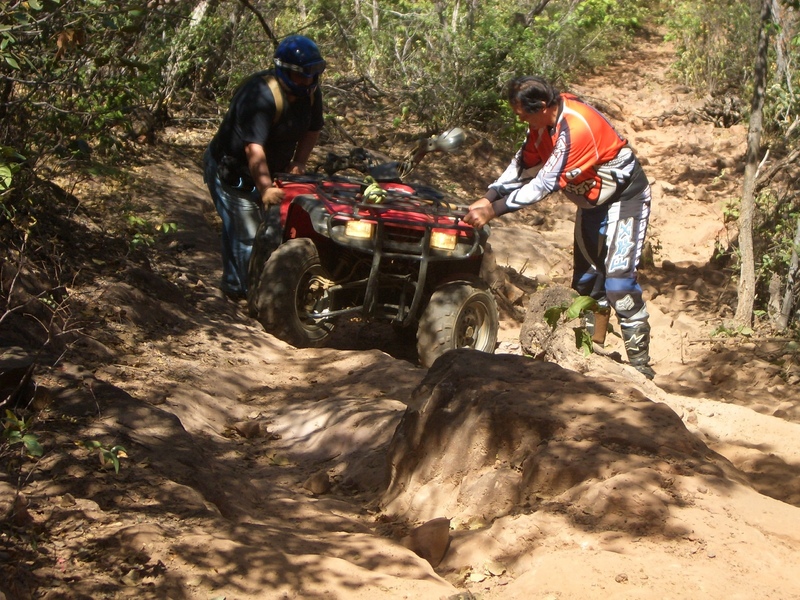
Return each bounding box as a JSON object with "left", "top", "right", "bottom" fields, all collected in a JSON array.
[
  {"left": 430, "top": 230, "right": 457, "bottom": 251},
  {"left": 345, "top": 220, "right": 374, "bottom": 240}
]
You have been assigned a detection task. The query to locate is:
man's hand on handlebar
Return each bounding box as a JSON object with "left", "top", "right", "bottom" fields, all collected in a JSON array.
[
  {"left": 463, "top": 198, "right": 495, "bottom": 229},
  {"left": 288, "top": 161, "right": 307, "bottom": 175},
  {"left": 262, "top": 186, "right": 285, "bottom": 206}
]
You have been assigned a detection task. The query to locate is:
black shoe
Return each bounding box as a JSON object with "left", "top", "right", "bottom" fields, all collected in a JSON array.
[
  {"left": 222, "top": 287, "right": 246, "bottom": 301},
  {"left": 633, "top": 364, "right": 656, "bottom": 380}
]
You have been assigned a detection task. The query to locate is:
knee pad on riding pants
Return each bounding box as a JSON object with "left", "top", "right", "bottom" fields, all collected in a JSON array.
[{"left": 604, "top": 276, "right": 648, "bottom": 323}]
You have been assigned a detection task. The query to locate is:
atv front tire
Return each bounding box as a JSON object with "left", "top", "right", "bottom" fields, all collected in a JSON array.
[
  {"left": 246, "top": 212, "right": 282, "bottom": 317},
  {"left": 249, "top": 238, "right": 335, "bottom": 347},
  {"left": 417, "top": 282, "right": 499, "bottom": 368}
]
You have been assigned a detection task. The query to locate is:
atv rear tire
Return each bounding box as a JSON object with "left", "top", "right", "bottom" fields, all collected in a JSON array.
[
  {"left": 417, "top": 282, "right": 499, "bottom": 368},
  {"left": 249, "top": 238, "right": 335, "bottom": 347}
]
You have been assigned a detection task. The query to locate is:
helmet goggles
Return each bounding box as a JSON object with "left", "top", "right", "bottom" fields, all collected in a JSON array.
[{"left": 274, "top": 58, "right": 327, "bottom": 78}]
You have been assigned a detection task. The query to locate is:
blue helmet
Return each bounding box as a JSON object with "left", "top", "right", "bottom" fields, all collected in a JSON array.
[{"left": 274, "top": 35, "right": 326, "bottom": 97}]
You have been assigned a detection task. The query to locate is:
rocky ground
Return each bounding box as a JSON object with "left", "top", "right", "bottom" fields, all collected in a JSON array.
[{"left": 2, "top": 28, "right": 800, "bottom": 600}]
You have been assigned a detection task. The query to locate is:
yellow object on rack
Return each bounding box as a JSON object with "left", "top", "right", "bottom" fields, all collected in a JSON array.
[{"left": 363, "top": 181, "right": 387, "bottom": 203}]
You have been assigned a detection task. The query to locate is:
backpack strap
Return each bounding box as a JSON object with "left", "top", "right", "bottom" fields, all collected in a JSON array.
[{"left": 264, "top": 75, "right": 285, "bottom": 125}]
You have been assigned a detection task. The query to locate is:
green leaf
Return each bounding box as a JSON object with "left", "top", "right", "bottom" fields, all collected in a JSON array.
[
  {"left": 0, "top": 146, "right": 25, "bottom": 161},
  {"left": 4, "top": 56, "right": 19, "bottom": 70},
  {"left": 12, "top": 12, "right": 32, "bottom": 25},
  {"left": 103, "top": 451, "right": 121, "bottom": 473},
  {"left": 22, "top": 434, "right": 44, "bottom": 457},
  {"left": 543, "top": 305, "right": 565, "bottom": 329},
  {"left": 4, "top": 409, "right": 21, "bottom": 426},
  {"left": 575, "top": 328, "right": 593, "bottom": 356},
  {"left": 28, "top": 0, "right": 43, "bottom": 9},
  {"left": 0, "top": 167, "right": 13, "bottom": 190},
  {"left": 565, "top": 296, "right": 597, "bottom": 321}
]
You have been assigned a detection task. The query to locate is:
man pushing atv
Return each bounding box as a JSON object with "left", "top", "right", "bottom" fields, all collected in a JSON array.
[{"left": 203, "top": 34, "right": 326, "bottom": 300}]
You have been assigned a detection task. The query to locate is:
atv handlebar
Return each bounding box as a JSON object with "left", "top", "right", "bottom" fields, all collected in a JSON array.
[{"left": 317, "top": 127, "right": 466, "bottom": 181}]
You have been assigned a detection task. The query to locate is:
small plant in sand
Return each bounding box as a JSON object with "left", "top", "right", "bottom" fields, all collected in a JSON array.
[
  {"left": 2, "top": 410, "right": 44, "bottom": 459},
  {"left": 79, "top": 440, "right": 128, "bottom": 474},
  {"left": 711, "top": 322, "right": 754, "bottom": 338},
  {"left": 544, "top": 295, "right": 599, "bottom": 356}
]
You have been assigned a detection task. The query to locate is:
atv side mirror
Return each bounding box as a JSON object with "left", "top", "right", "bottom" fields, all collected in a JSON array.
[
  {"left": 395, "top": 128, "right": 468, "bottom": 180},
  {"left": 410, "top": 127, "right": 466, "bottom": 165},
  {"left": 434, "top": 128, "right": 466, "bottom": 153}
]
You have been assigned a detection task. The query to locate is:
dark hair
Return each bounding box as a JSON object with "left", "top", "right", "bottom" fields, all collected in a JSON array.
[{"left": 505, "top": 76, "right": 560, "bottom": 113}]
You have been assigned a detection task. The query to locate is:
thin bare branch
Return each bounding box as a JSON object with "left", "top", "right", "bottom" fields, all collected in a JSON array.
[{"left": 235, "top": 0, "right": 278, "bottom": 48}]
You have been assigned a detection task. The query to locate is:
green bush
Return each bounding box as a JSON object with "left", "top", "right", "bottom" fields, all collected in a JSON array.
[
  {"left": 664, "top": 0, "right": 759, "bottom": 95},
  {"left": 294, "top": 0, "right": 648, "bottom": 136}
]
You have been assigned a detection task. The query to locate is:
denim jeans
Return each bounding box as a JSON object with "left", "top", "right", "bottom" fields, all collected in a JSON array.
[{"left": 203, "top": 147, "right": 264, "bottom": 297}]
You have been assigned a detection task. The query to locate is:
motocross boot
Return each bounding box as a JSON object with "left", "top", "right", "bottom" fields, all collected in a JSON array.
[{"left": 621, "top": 320, "right": 656, "bottom": 380}]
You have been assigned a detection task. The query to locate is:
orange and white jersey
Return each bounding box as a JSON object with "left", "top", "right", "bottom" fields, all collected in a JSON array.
[{"left": 488, "top": 93, "right": 646, "bottom": 214}]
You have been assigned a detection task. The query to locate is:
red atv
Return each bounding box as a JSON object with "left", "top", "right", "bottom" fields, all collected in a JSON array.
[{"left": 246, "top": 129, "right": 499, "bottom": 368}]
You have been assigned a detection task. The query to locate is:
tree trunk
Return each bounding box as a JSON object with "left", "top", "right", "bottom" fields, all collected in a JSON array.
[
  {"left": 158, "top": 0, "right": 212, "bottom": 111},
  {"left": 735, "top": 0, "right": 771, "bottom": 325},
  {"left": 451, "top": 0, "right": 460, "bottom": 31},
  {"left": 527, "top": 0, "right": 554, "bottom": 23},
  {"left": 197, "top": 0, "right": 247, "bottom": 97},
  {"left": 371, "top": 0, "right": 380, "bottom": 31},
  {"left": 777, "top": 217, "right": 800, "bottom": 331},
  {"left": 771, "top": 0, "right": 794, "bottom": 99},
  {"left": 355, "top": 0, "right": 380, "bottom": 72}
]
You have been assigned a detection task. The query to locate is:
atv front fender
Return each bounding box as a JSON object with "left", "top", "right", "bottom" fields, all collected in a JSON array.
[{"left": 283, "top": 195, "right": 331, "bottom": 241}]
